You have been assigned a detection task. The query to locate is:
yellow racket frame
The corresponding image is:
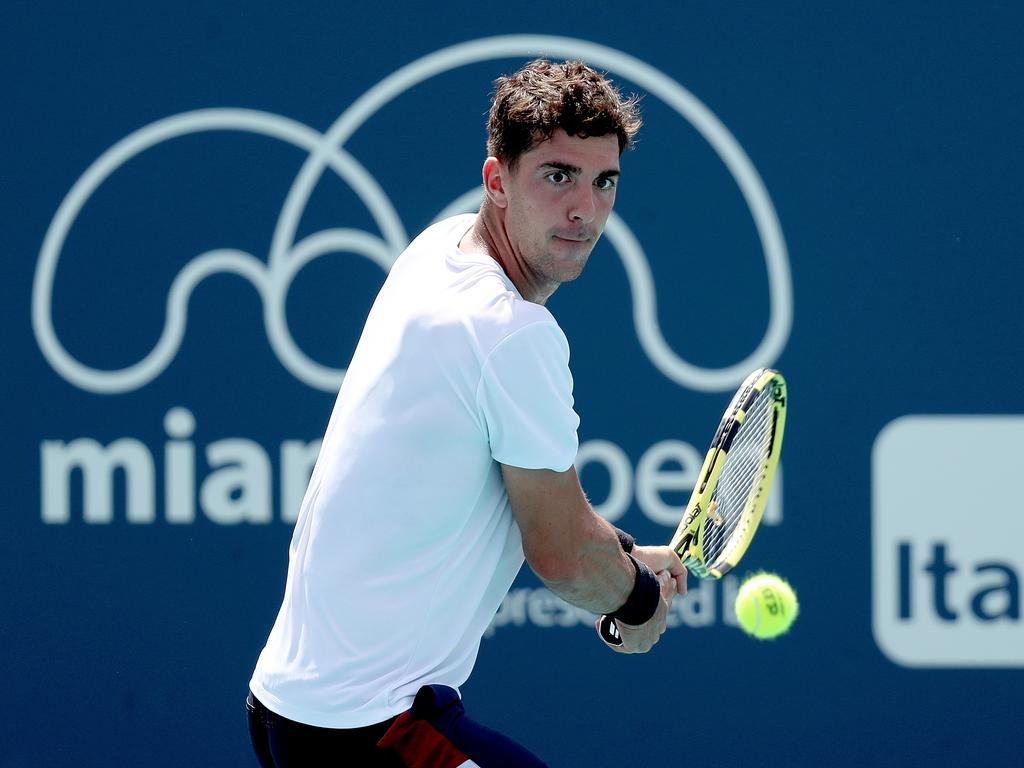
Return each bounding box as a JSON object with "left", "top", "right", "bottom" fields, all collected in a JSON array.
[{"left": 669, "top": 368, "right": 787, "bottom": 579}]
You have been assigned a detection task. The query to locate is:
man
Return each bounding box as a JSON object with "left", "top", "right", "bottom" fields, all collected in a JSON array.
[{"left": 247, "top": 59, "right": 687, "bottom": 767}]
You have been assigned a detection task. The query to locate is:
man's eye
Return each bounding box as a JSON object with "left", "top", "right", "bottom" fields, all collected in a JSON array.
[
  {"left": 596, "top": 177, "right": 617, "bottom": 190},
  {"left": 547, "top": 171, "right": 569, "bottom": 184}
]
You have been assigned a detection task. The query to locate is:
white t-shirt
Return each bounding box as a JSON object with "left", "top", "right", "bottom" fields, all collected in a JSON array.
[{"left": 249, "top": 214, "right": 580, "bottom": 728}]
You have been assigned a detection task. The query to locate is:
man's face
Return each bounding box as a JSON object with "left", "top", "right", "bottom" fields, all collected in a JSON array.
[{"left": 501, "top": 129, "right": 621, "bottom": 286}]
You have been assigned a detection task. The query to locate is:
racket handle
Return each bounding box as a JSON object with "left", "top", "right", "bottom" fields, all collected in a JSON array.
[{"left": 598, "top": 614, "right": 623, "bottom": 646}]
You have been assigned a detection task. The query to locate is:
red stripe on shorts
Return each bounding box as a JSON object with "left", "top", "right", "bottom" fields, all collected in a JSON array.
[{"left": 377, "top": 711, "right": 472, "bottom": 768}]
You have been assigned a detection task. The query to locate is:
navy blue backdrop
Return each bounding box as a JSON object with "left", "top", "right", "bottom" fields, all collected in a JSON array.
[{"left": 4, "top": 3, "right": 1023, "bottom": 766}]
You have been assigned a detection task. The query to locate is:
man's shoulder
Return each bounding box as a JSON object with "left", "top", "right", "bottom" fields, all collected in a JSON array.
[
  {"left": 472, "top": 298, "right": 569, "bottom": 372},
  {"left": 412, "top": 218, "right": 561, "bottom": 336},
  {"left": 389, "top": 215, "right": 566, "bottom": 354},
  {"left": 465, "top": 276, "right": 560, "bottom": 343},
  {"left": 406, "top": 214, "right": 477, "bottom": 252}
]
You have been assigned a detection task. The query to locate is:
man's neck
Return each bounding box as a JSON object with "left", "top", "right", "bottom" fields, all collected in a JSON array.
[{"left": 459, "top": 203, "right": 557, "bottom": 305}]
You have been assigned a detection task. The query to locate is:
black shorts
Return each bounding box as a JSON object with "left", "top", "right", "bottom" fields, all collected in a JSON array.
[{"left": 246, "top": 685, "right": 549, "bottom": 767}]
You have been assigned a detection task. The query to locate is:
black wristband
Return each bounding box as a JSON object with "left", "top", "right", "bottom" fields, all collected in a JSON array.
[
  {"left": 609, "top": 553, "right": 660, "bottom": 626},
  {"left": 612, "top": 526, "right": 635, "bottom": 553}
]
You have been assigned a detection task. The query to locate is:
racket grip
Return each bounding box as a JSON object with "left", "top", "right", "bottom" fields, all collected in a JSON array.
[{"left": 598, "top": 614, "right": 623, "bottom": 646}]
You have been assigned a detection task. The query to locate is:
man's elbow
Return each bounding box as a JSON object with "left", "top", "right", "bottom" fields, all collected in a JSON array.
[{"left": 525, "top": 546, "right": 581, "bottom": 589}]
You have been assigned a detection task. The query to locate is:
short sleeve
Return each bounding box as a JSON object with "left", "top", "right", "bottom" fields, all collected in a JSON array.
[{"left": 476, "top": 321, "right": 580, "bottom": 472}]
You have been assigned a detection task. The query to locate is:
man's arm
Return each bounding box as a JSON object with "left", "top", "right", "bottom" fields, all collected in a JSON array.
[
  {"left": 501, "top": 463, "right": 634, "bottom": 613},
  {"left": 501, "top": 464, "right": 686, "bottom": 652}
]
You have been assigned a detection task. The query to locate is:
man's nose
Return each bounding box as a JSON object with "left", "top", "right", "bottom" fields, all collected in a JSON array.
[{"left": 568, "top": 185, "right": 596, "bottom": 223}]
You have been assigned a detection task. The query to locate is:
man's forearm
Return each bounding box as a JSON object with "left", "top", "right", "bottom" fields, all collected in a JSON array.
[
  {"left": 503, "top": 464, "right": 641, "bottom": 614},
  {"left": 531, "top": 520, "right": 635, "bottom": 614}
]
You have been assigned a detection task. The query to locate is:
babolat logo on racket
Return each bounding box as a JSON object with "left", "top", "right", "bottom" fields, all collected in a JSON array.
[
  {"left": 681, "top": 504, "right": 702, "bottom": 531},
  {"left": 872, "top": 416, "right": 1024, "bottom": 668}
]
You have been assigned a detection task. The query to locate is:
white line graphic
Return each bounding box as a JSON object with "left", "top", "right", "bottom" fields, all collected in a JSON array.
[{"left": 33, "top": 35, "right": 791, "bottom": 394}]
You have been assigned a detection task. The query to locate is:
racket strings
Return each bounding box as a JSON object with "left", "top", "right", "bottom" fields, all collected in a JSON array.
[
  {"left": 706, "top": 394, "right": 774, "bottom": 556},
  {"left": 701, "top": 387, "right": 776, "bottom": 568}
]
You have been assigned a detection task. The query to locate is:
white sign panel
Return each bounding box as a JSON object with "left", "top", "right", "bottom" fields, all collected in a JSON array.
[{"left": 873, "top": 416, "right": 1024, "bottom": 667}]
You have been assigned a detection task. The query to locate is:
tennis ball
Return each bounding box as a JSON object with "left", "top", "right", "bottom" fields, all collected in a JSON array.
[{"left": 734, "top": 573, "right": 799, "bottom": 640}]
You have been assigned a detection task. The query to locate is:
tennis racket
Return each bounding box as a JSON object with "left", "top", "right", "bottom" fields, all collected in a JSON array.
[{"left": 600, "top": 367, "right": 787, "bottom": 645}]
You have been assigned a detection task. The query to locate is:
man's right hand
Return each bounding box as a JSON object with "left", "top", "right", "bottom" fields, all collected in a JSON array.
[{"left": 596, "top": 570, "right": 677, "bottom": 653}]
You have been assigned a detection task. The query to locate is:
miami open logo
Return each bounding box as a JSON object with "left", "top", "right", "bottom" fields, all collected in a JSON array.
[
  {"left": 31, "top": 32, "right": 792, "bottom": 582},
  {"left": 32, "top": 35, "right": 792, "bottom": 396}
]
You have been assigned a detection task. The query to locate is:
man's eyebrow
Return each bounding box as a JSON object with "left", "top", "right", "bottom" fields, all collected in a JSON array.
[
  {"left": 540, "top": 162, "right": 621, "bottom": 177},
  {"left": 540, "top": 161, "right": 582, "bottom": 175}
]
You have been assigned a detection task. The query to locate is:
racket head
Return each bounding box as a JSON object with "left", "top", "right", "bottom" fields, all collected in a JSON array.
[
  {"left": 669, "top": 368, "right": 787, "bottom": 579},
  {"left": 598, "top": 369, "right": 787, "bottom": 647}
]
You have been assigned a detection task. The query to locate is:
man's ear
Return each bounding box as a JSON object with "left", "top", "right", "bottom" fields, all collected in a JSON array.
[{"left": 482, "top": 157, "right": 509, "bottom": 209}]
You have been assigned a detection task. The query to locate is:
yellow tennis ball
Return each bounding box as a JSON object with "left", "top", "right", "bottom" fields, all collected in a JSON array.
[{"left": 734, "top": 573, "right": 799, "bottom": 639}]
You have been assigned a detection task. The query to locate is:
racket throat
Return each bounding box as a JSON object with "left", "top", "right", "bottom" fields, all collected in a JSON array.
[
  {"left": 674, "top": 529, "right": 712, "bottom": 579},
  {"left": 681, "top": 553, "right": 711, "bottom": 579}
]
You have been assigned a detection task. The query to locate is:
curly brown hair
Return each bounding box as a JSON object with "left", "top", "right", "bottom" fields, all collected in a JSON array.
[{"left": 486, "top": 59, "right": 642, "bottom": 170}]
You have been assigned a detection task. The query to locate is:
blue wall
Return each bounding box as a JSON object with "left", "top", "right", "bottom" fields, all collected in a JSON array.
[{"left": 4, "top": 3, "right": 1023, "bottom": 766}]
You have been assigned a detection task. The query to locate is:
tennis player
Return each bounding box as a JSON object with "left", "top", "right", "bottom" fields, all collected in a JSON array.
[{"left": 247, "top": 59, "right": 687, "bottom": 767}]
